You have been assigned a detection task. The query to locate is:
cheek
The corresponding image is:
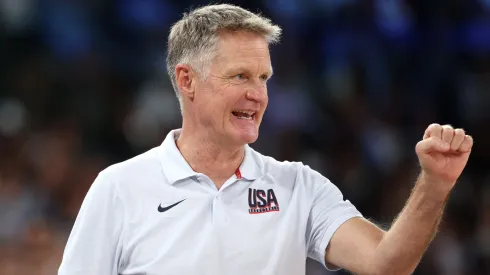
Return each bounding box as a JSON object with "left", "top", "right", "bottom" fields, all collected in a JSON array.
[
  {"left": 203, "top": 83, "right": 241, "bottom": 119},
  {"left": 207, "top": 96, "right": 229, "bottom": 121},
  {"left": 260, "top": 94, "right": 269, "bottom": 112},
  {"left": 199, "top": 85, "right": 225, "bottom": 115},
  {"left": 216, "top": 88, "right": 237, "bottom": 111}
]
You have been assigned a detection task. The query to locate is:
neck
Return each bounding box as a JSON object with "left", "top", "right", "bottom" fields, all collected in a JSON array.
[{"left": 176, "top": 126, "right": 244, "bottom": 188}]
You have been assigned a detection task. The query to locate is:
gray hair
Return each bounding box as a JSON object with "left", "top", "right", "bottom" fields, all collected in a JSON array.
[{"left": 166, "top": 4, "right": 282, "bottom": 103}]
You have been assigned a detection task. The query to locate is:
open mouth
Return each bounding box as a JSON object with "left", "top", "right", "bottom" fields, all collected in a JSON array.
[{"left": 232, "top": 110, "right": 256, "bottom": 120}]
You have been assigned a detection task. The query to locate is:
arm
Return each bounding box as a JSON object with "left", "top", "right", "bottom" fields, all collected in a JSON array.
[
  {"left": 325, "top": 124, "right": 473, "bottom": 275},
  {"left": 326, "top": 174, "right": 447, "bottom": 275},
  {"left": 58, "top": 172, "right": 124, "bottom": 275}
]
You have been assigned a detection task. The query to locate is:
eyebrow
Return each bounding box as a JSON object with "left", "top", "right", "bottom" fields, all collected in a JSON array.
[{"left": 226, "top": 65, "right": 274, "bottom": 77}]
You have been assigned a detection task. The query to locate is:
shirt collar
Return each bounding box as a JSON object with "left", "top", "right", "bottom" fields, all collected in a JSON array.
[
  {"left": 239, "top": 144, "right": 263, "bottom": 181},
  {"left": 158, "top": 129, "right": 263, "bottom": 185}
]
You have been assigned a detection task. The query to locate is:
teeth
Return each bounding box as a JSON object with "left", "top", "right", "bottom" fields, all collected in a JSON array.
[
  {"left": 237, "top": 116, "right": 252, "bottom": 120},
  {"left": 233, "top": 110, "right": 255, "bottom": 120},
  {"left": 234, "top": 110, "right": 255, "bottom": 115}
]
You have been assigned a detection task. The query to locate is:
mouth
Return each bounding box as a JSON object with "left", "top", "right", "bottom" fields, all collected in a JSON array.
[{"left": 232, "top": 110, "right": 256, "bottom": 120}]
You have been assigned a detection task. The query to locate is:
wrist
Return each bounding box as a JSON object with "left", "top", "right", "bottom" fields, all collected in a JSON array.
[{"left": 416, "top": 172, "right": 452, "bottom": 204}]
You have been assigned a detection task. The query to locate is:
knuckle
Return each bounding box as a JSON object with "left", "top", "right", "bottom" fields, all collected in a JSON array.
[
  {"left": 454, "top": 130, "right": 465, "bottom": 139},
  {"left": 426, "top": 124, "right": 442, "bottom": 136},
  {"left": 429, "top": 123, "right": 441, "bottom": 130},
  {"left": 442, "top": 126, "right": 454, "bottom": 133},
  {"left": 455, "top": 128, "right": 465, "bottom": 134}
]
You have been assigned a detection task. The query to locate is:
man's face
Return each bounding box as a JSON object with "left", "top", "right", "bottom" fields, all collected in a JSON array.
[{"left": 192, "top": 30, "right": 271, "bottom": 146}]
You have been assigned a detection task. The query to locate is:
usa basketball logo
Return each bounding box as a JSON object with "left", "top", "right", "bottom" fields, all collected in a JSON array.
[{"left": 248, "top": 188, "right": 280, "bottom": 214}]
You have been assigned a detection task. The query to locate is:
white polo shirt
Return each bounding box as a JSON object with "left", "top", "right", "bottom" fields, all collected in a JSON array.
[{"left": 59, "top": 129, "right": 362, "bottom": 275}]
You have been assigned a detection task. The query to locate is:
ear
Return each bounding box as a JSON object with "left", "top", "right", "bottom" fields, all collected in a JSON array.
[{"left": 175, "top": 64, "right": 196, "bottom": 101}]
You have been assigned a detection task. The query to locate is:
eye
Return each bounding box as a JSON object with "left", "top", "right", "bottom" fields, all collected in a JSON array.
[
  {"left": 260, "top": 74, "right": 269, "bottom": 82},
  {"left": 234, "top": 74, "right": 247, "bottom": 80}
]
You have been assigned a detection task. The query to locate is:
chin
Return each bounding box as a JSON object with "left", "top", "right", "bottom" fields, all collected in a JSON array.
[
  {"left": 232, "top": 129, "right": 259, "bottom": 145},
  {"left": 226, "top": 118, "right": 260, "bottom": 145},
  {"left": 243, "top": 134, "right": 259, "bottom": 144}
]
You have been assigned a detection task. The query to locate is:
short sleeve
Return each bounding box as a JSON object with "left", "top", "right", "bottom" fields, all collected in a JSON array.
[
  {"left": 304, "top": 166, "right": 363, "bottom": 271},
  {"left": 58, "top": 172, "right": 124, "bottom": 275}
]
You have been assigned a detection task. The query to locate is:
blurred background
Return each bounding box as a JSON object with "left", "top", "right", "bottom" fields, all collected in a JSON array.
[{"left": 0, "top": 0, "right": 489, "bottom": 274}]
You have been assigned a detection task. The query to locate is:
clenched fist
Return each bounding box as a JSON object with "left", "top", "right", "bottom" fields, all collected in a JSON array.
[{"left": 416, "top": 124, "right": 473, "bottom": 190}]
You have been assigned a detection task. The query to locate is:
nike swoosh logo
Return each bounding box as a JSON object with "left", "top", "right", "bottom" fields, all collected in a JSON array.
[{"left": 157, "top": 199, "right": 185, "bottom": 213}]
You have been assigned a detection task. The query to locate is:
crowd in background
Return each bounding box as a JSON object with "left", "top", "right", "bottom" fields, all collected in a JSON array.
[{"left": 0, "top": 0, "right": 489, "bottom": 274}]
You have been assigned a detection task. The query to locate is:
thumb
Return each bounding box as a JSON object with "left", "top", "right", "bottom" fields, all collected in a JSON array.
[{"left": 416, "top": 137, "right": 450, "bottom": 155}]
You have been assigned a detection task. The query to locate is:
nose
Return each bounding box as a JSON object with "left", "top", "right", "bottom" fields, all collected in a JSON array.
[{"left": 245, "top": 86, "right": 268, "bottom": 104}]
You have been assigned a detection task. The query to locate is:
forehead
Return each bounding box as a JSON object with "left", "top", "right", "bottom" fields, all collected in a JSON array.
[{"left": 212, "top": 30, "right": 271, "bottom": 69}]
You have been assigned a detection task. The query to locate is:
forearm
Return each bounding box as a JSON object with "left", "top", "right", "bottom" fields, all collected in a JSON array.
[{"left": 369, "top": 173, "right": 451, "bottom": 275}]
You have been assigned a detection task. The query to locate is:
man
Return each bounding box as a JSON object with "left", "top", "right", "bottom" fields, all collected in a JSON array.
[{"left": 58, "top": 4, "right": 474, "bottom": 275}]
